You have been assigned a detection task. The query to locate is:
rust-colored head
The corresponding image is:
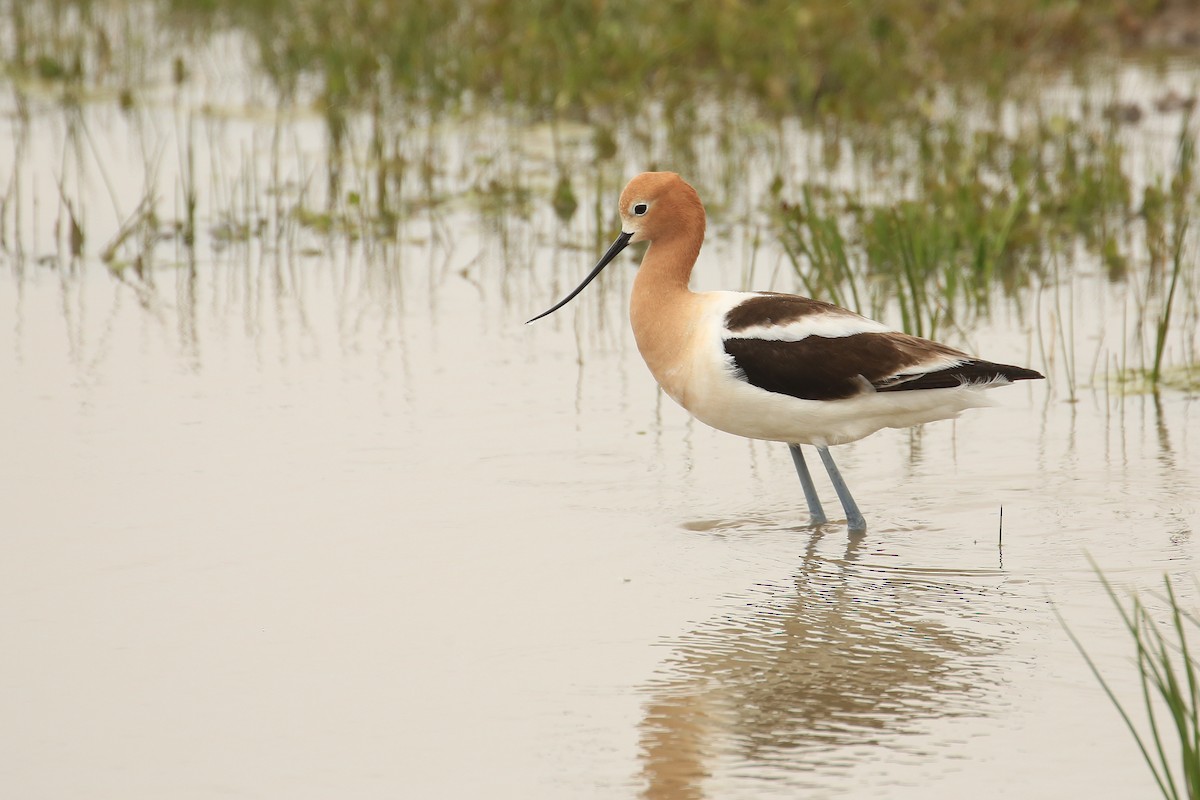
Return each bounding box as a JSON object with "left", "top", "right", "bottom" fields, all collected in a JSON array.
[
  {"left": 527, "top": 172, "right": 706, "bottom": 323},
  {"left": 616, "top": 172, "right": 706, "bottom": 244}
]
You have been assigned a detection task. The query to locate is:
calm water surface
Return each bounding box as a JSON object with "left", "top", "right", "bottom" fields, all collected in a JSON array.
[{"left": 2, "top": 28, "right": 1199, "bottom": 800}]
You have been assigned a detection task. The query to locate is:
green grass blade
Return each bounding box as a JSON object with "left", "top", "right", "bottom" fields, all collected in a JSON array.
[{"left": 1058, "top": 602, "right": 1175, "bottom": 799}]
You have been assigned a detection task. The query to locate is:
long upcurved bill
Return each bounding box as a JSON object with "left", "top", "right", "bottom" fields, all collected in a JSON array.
[{"left": 526, "top": 231, "right": 633, "bottom": 323}]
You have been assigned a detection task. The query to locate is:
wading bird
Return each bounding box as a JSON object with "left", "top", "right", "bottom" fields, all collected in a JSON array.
[{"left": 528, "top": 172, "right": 1043, "bottom": 532}]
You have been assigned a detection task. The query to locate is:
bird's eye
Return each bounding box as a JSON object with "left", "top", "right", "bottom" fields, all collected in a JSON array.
[{"left": 632, "top": 202, "right": 649, "bottom": 216}]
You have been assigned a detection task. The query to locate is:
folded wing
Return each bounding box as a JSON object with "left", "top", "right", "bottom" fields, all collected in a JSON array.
[{"left": 721, "top": 294, "right": 1043, "bottom": 402}]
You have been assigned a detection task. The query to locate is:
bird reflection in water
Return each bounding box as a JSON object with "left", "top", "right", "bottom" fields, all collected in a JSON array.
[{"left": 638, "top": 531, "right": 1010, "bottom": 797}]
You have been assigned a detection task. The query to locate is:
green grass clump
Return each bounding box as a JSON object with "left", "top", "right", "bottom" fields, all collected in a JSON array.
[
  {"left": 145, "top": 0, "right": 1176, "bottom": 125},
  {"left": 773, "top": 115, "right": 1142, "bottom": 338},
  {"left": 1109, "top": 364, "right": 1200, "bottom": 395},
  {"left": 1064, "top": 569, "right": 1200, "bottom": 800},
  {"left": 1148, "top": 118, "right": 1194, "bottom": 385}
]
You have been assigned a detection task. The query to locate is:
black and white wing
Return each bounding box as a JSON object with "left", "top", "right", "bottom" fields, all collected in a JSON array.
[{"left": 721, "top": 293, "right": 1043, "bottom": 402}]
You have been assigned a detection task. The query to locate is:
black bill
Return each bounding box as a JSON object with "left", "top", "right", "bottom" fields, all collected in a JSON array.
[{"left": 526, "top": 231, "right": 633, "bottom": 323}]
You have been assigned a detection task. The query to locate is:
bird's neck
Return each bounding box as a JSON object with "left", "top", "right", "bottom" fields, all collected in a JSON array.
[
  {"left": 628, "top": 233, "right": 705, "bottom": 406},
  {"left": 630, "top": 236, "right": 699, "bottom": 339},
  {"left": 630, "top": 233, "right": 700, "bottom": 305}
]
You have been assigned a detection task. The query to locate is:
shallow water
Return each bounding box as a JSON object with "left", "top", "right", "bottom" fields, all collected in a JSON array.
[{"left": 3, "top": 18, "right": 1200, "bottom": 800}]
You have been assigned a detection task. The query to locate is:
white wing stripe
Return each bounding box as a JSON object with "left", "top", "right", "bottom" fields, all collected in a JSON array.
[{"left": 724, "top": 311, "right": 891, "bottom": 342}]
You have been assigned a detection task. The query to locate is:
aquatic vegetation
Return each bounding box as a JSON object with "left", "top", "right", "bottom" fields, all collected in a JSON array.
[
  {"left": 1149, "top": 118, "right": 1194, "bottom": 385},
  {"left": 774, "top": 109, "right": 1199, "bottom": 386},
  {"left": 1064, "top": 569, "right": 1200, "bottom": 800},
  {"left": 774, "top": 116, "right": 1136, "bottom": 336},
  {"left": 1109, "top": 363, "right": 1200, "bottom": 395},
  {"left": 134, "top": 0, "right": 1180, "bottom": 126},
  {"left": 1, "top": 0, "right": 1198, "bottom": 392}
]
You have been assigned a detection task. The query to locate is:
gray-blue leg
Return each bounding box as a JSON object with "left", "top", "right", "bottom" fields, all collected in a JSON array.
[
  {"left": 816, "top": 445, "right": 866, "bottom": 533},
  {"left": 788, "top": 444, "right": 828, "bottom": 526}
]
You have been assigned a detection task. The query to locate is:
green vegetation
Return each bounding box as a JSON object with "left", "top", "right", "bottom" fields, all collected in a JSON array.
[
  {"left": 1, "top": 0, "right": 1197, "bottom": 389},
  {"left": 3, "top": 1, "right": 1185, "bottom": 125},
  {"left": 143, "top": 0, "right": 1176, "bottom": 124},
  {"left": 774, "top": 112, "right": 1195, "bottom": 348},
  {"left": 1064, "top": 569, "right": 1200, "bottom": 800}
]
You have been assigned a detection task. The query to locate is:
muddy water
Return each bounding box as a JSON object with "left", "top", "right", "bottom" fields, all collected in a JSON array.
[{"left": 2, "top": 44, "right": 1199, "bottom": 800}]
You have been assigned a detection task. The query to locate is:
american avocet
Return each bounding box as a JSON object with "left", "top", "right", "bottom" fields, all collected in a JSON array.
[{"left": 529, "top": 172, "right": 1044, "bottom": 532}]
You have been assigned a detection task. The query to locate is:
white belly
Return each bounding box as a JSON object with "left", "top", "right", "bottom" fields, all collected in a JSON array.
[{"left": 684, "top": 362, "right": 995, "bottom": 445}]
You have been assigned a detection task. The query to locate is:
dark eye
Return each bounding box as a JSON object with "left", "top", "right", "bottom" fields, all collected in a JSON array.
[{"left": 632, "top": 202, "right": 648, "bottom": 216}]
